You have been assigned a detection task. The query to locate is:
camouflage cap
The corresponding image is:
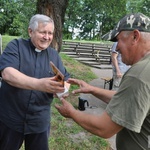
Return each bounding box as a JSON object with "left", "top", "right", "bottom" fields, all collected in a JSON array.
[{"left": 102, "top": 13, "right": 150, "bottom": 42}]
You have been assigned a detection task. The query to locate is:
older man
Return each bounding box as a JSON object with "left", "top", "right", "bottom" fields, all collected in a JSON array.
[
  {"left": 55, "top": 13, "right": 150, "bottom": 150},
  {"left": 0, "top": 14, "right": 70, "bottom": 150}
]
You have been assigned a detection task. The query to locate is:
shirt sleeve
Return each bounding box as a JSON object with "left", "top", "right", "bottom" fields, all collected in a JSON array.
[
  {"left": 106, "top": 76, "right": 150, "bottom": 133},
  {"left": 111, "top": 42, "right": 118, "bottom": 53}
]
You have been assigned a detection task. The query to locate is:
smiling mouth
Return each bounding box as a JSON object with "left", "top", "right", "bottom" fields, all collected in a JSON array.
[{"left": 41, "top": 40, "right": 50, "bottom": 43}]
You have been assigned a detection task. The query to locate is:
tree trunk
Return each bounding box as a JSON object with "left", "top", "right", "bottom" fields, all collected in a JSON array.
[{"left": 36, "top": 0, "right": 69, "bottom": 52}]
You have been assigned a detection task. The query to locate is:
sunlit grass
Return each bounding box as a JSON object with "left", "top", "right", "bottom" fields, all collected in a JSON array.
[{"left": 2, "top": 35, "right": 19, "bottom": 50}]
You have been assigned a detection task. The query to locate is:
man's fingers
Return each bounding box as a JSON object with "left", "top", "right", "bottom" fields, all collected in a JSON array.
[
  {"left": 72, "top": 89, "right": 82, "bottom": 94},
  {"left": 67, "top": 78, "right": 80, "bottom": 85}
]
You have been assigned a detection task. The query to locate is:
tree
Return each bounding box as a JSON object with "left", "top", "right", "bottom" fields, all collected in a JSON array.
[
  {"left": 138, "top": 0, "right": 150, "bottom": 16},
  {"left": 1, "top": 0, "right": 149, "bottom": 44},
  {"left": 36, "top": 0, "right": 69, "bottom": 52},
  {"left": 0, "top": 0, "right": 36, "bottom": 36},
  {"left": 65, "top": 0, "right": 127, "bottom": 40},
  {"left": 0, "top": 0, "right": 18, "bottom": 34},
  {"left": 63, "top": 0, "right": 82, "bottom": 39},
  {"left": 101, "top": 0, "right": 127, "bottom": 36}
]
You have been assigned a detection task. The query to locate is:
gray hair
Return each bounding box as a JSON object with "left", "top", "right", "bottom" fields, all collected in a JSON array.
[{"left": 28, "top": 14, "right": 54, "bottom": 31}]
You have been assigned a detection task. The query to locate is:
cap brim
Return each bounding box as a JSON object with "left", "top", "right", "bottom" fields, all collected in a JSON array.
[{"left": 102, "top": 29, "right": 119, "bottom": 42}]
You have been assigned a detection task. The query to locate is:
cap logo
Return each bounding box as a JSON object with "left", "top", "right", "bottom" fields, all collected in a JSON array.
[
  {"left": 127, "top": 15, "right": 135, "bottom": 28},
  {"left": 142, "top": 16, "right": 150, "bottom": 29}
]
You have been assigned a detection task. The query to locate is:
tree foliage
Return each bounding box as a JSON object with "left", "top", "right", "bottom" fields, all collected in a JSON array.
[
  {"left": 126, "top": 0, "right": 150, "bottom": 16},
  {"left": 138, "top": 0, "right": 150, "bottom": 16},
  {"left": 0, "top": 0, "right": 149, "bottom": 42},
  {"left": 0, "top": 0, "right": 36, "bottom": 36},
  {"left": 64, "top": 0, "right": 127, "bottom": 40}
]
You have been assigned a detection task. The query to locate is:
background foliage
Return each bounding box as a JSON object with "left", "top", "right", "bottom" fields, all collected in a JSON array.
[
  {"left": 0, "top": 0, "right": 36, "bottom": 36},
  {"left": 0, "top": 0, "right": 149, "bottom": 40}
]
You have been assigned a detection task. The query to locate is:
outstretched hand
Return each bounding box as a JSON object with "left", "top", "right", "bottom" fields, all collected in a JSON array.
[
  {"left": 37, "top": 77, "right": 65, "bottom": 93},
  {"left": 67, "top": 78, "right": 92, "bottom": 94},
  {"left": 55, "top": 98, "right": 76, "bottom": 118}
]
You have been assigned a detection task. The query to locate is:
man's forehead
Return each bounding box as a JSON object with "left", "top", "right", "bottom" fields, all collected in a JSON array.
[{"left": 37, "top": 22, "right": 54, "bottom": 30}]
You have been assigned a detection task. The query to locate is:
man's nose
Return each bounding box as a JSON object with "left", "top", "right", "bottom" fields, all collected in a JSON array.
[{"left": 43, "top": 33, "right": 50, "bottom": 39}]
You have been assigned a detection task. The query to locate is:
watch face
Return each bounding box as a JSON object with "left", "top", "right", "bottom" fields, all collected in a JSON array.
[{"left": 50, "top": 61, "right": 64, "bottom": 86}]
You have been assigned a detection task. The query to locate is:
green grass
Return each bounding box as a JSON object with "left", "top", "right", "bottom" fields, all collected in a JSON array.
[
  {"left": 2, "top": 36, "right": 110, "bottom": 150},
  {"left": 2, "top": 35, "right": 19, "bottom": 50},
  {"left": 50, "top": 99, "right": 110, "bottom": 150},
  {"left": 49, "top": 55, "right": 110, "bottom": 150}
]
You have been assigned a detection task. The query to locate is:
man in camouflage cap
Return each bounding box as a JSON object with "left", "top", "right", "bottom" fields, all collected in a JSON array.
[
  {"left": 102, "top": 12, "right": 150, "bottom": 41},
  {"left": 55, "top": 13, "right": 150, "bottom": 150}
]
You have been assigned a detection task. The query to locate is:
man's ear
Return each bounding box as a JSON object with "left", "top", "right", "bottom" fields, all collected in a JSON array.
[
  {"left": 133, "top": 30, "right": 140, "bottom": 41},
  {"left": 28, "top": 28, "right": 32, "bottom": 37}
]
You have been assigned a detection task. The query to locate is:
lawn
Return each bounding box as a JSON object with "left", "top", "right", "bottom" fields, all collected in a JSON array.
[{"left": 1, "top": 35, "right": 19, "bottom": 50}]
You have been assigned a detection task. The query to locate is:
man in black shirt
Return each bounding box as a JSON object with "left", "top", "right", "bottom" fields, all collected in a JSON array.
[{"left": 0, "top": 14, "right": 70, "bottom": 150}]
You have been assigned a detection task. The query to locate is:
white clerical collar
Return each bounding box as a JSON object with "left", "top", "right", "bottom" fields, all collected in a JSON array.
[{"left": 35, "top": 48, "right": 42, "bottom": 52}]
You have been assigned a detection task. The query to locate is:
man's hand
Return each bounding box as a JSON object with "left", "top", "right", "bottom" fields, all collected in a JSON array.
[
  {"left": 36, "top": 77, "right": 65, "bottom": 93},
  {"left": 2, "top": 67, "right": 65, "bottom": 94},
  {"left": 67, "top": 78, "right": 93, "bottom": 94},
  {"left": 55, "top": 98, "right": 123, "bottom": 138},
  {"left": 55, "top": 98, "right": 76, "bottom": 118}
]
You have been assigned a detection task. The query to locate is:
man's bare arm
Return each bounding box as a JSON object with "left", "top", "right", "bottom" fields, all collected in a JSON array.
[
  {"left": 55, "top": 99, "right": 123, "bottom": 138},
  {"left": 2, "top": 67, "right": 65, "bottom": 93},
  {"left": 67, "top": 78, "right": 116, "bottom": 103}
]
